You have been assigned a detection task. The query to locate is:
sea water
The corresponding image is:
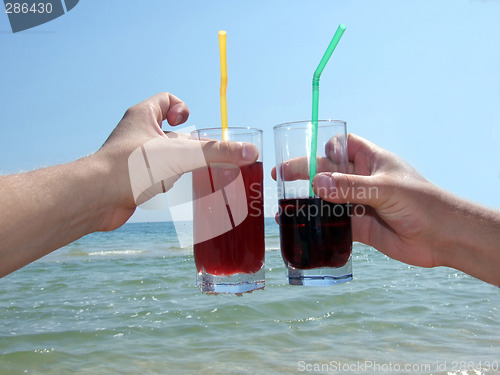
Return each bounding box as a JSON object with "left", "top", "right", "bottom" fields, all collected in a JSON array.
[{"left": 0, "top": 219, "right": 498, "bottom": 375}]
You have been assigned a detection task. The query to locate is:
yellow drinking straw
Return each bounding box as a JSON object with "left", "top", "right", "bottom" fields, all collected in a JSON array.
[{"left": 218, "top": 30, "right": 229, "bottom": 141}]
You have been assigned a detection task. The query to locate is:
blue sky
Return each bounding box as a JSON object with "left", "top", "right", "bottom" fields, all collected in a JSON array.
[{"left": 1, "top": 0, "right": 499, "bottom": 223}]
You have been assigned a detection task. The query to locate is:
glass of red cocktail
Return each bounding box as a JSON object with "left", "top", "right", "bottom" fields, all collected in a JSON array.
[{"left": 191, "top": 127, "right": 265, "bottom": 293}]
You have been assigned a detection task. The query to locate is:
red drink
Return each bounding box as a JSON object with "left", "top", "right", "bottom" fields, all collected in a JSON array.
[
  {"left": 278, "top": 197, "right": 352, "bottom": 269},
  {"left": 193, "top": 162, "right": 264, "bottom": 275}
]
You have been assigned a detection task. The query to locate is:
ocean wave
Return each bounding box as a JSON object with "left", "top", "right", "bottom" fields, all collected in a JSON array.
[
  {"left": 87, "top": 250, "right": 147, "bottom": 257},
  {"left": 265, "top": 247, "right": 280, "bottom": 251}
]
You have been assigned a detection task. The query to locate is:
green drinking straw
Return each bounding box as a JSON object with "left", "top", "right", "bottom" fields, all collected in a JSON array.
[{"left": 309, "top": 24, "right": 346, "bottom": 196}]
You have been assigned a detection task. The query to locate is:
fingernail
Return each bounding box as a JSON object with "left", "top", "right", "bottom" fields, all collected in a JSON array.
[
  {"left": 242, "top": 143, "right": 258, "bottom": 161},
  {"left": 175, "top": 114, "right": 184, "bottom": 125},
  {"left": 313, "top": 173, "right": 336, "bottom": 192}
]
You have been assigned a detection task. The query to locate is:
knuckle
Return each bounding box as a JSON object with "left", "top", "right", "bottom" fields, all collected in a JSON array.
[
  {"left": 123, "top": 106, "right": 136, "bottom": 118},
  {"left": 217, "top": 140, "right": 234, "bottom": 161},
  {"left": 341, "top": 173, "right": 358, "bottom": 189},
  {"left": 203, "top": 140, "right": 238, "bottom": 165}
]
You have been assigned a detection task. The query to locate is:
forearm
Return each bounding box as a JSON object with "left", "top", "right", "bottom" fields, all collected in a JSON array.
[
  {"left": 436, "top": 190, "right": 500, "bottom": 286},
  {"left": 0, "top": 156, "right": 113, "bottom": 277},
  {"left": 0, "top": 93, "right": 194, "bottom": 277}
]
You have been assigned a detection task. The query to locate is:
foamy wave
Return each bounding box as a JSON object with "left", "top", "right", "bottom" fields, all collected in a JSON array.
[
  {"left": 87, "top": 250, "right": 147, "bottom": 256},
  {"left": 265, "top": 247, "right": 280, "bottom": 251}
]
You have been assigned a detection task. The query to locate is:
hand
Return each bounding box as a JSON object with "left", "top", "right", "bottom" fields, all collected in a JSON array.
[
  {"left": 94, "top": 93, "right": 259, "bottom": 231},
  {"left": 312, "top": 133, "right": 440, "bottom": 268},
  {"left": 272, "top": 133, "right": 500, "bottom": 286},
  {"left": 0, "top": 92, "right": 260, "bottom": 277}
]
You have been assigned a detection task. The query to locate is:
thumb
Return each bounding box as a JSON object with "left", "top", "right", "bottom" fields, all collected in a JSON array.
[
  {"left": 200, "top": 140, "right": 259, "bottom": 167},
  {"left": 128, "top": 137, "right": 259, "bottom": 206},
  {"left": 312, "top": 172, "right": 389, "bottom": 208}
]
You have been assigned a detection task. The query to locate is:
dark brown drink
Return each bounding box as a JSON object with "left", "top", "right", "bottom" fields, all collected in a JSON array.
[{"left": 278, "top": 197, "right": 352, "bottom": 269}]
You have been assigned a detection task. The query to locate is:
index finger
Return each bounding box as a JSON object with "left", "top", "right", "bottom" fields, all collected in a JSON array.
[
  {"left": 151, "top": 92, "right": 190, "bottom": 127},
  {"left": 130, "top": 92, "right": 190, "bottom": 128}
]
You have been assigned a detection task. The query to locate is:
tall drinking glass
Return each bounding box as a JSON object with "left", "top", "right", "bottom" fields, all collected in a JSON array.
[
  {"left": 191, "top": 127, "right": 265, "bottom": 294},
  {"left": 274, "top": 120, "right": 352, "bottom": 286}
]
